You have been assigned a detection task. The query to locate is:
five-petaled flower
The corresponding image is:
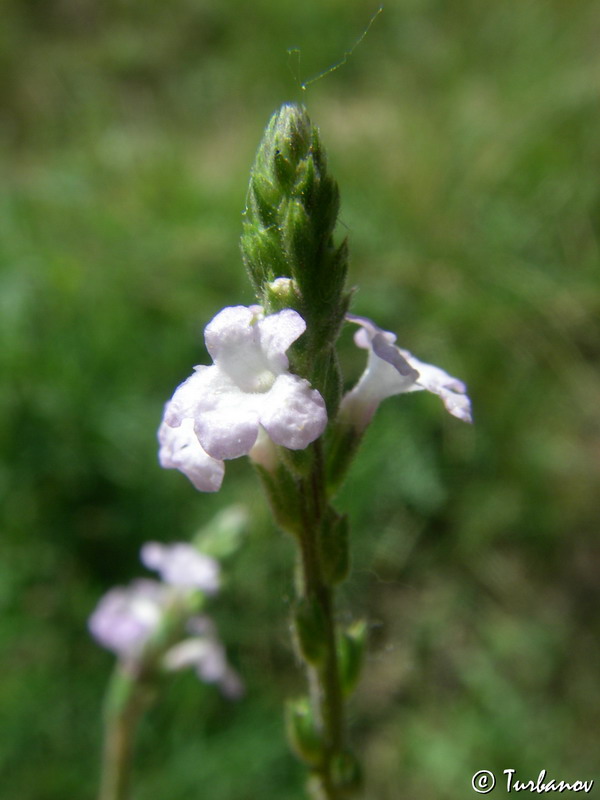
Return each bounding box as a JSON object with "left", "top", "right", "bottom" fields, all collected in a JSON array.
[
  {"left": 341, "top": 314, "right": 472, "bottom": 430},
  {"left": 159, "top": 305, "right": 327, "bottom": 491}
]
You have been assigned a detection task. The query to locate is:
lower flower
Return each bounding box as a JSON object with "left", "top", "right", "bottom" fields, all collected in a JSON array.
[{"left": 88, "top": 542, "right": 241, "bottom": 696}]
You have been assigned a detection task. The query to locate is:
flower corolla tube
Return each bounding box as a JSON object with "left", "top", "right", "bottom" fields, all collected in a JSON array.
[
  {"left": 159, "top": 305, "right": 327, "bottom": 490},
  {"left": 341, "top": 314, "right": 472, "bottom": 429}
]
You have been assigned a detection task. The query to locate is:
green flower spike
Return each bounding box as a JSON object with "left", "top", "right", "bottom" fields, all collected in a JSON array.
[{"left": 241, "top": 103, "right": 351, "bottom": 415}]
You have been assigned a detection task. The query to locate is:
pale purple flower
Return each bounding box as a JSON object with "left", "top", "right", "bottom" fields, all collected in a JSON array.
[
  {"left": 341, "top": 314, "right": 472, "bottom": 429},
  {"left": 88, "top": 579, "right": 167, "bottom": 657},
  {"left": 89, "top": 540, "right": 217, "bottom": 657},
  {"left": 163, "top": 616, "right": 244, "bottom": 699},
  {"left": 160, "top": 306, "right": 327, "bottom": 475},
  {"left": 141, "top": 541, "right": 220, "bottom": 594},
  {"left": 88, "top": 542, "right": 241, "bottom": 696}
]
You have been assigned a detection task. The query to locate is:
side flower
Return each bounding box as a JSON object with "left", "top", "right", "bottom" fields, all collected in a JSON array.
[
  {"left": 88, "top": 541, "right": 242, "bottom": 697},
  {"left": 341, "top": 314, "right": 472, "bottom": 430},
  {"left": 159, "top": 305, "right": 327, "bottom": 491}
]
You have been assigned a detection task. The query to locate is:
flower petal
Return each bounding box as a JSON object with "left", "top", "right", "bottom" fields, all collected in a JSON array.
[
  {"left": 257, "top": 308, "right": 306, "bottom": 372},
  {"left": 371, "top": 333, "right": 420, "bottom": 380},
  {"left": 158, "top": 419, "right": 225, "bottom": 492},
  {"left": 260, "top": 373, "right": 327, "bottom": 449},
  {"left": 162, "top": 368, "right": 211, "bottom": 427},
  {"left": 141, "top": 542, "right": 220, "bottom": 594},
  {"left": 163, "top": 636, "right": 244, "bottom": 698},
  {"left": 403, "top": 352, "right": 473, "bottom": 423},
  {"left": 204, "top": 306, "right": 280, "bottom": 392},
  {"left": 347, "top": 313, "right": 397, "bottom": 349},
  {"left": 204, "top": 305, "right": 257, "bottom": 362},
  {"left": 195, "top": 404, "right": 260, "bottom": 459}
]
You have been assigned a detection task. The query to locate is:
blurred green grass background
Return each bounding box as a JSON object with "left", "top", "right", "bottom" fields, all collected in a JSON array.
[{"left": 1, "top": 0, "right": 599, "bottom": 798}]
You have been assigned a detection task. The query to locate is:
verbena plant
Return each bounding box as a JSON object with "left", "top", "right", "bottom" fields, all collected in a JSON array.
[{"left": 89, "top": 103, "right": 471, "bottom": 800}]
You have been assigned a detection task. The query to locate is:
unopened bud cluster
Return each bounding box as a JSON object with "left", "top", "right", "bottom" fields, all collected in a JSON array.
[{"left": 241, "top": 104, "right": 350, "bottom": 413}]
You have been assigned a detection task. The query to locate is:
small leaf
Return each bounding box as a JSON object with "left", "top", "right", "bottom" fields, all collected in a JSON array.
[
  {"left": 285, "top": 697, "right": 324, "bottom": 766},
  {"left": 338, "top": 620, "right": 367, "bottom": 697},
  {"left": 253, "top": 462, "right": 301, "bottom": 538},
  {"left": 331, "top": 749, "right": 363, "bottom": 793}
]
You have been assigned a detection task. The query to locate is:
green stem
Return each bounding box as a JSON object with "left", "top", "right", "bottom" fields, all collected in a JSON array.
[
  {"left": 98, "top": 665, "right": 149, "bottom": 800},
  {"left": 297, "top": 443, "right": 345, "bottom": 799}
]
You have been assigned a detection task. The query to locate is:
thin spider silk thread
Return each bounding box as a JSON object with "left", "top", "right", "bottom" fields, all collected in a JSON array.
[{"left": 287, "top": 6, "right": 383, "bottom": 91}]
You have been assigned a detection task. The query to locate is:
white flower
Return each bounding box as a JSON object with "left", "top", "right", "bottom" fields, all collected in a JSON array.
[
  {"left": 160, "top": 306, "right": 327, "bottom": 469},
  {"left": 158, "top": 418, "right": 224, "bottom": 493},
  {"left": 341, "top": 314, "right": 472, "bottom": 429},
  {"left": 140, "top": 541, "right": 220, "bottom": 594}
]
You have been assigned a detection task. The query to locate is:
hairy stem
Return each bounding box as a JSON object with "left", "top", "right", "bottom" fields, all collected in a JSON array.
[{"left": 297, "top": 443, "right": 345, "bottom": 799}]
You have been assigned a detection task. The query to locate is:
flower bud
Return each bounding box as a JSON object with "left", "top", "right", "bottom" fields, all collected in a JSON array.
[
  {"left": 285, "top": 697, "right": 324, "bottom": 766},
  {"left": 264, "top": 277, "right": 302, "bottom": 313},
  {"left": 338, "top": 620, "right": 367, "bottom": 697},
  {"left": 331, "top": 750, "right": 363, "bottom": 793}
]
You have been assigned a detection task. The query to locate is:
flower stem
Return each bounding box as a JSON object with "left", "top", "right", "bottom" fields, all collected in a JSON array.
[
  {"left": 296, "top": 443, "right": 346, "bottom": 799},
  {"left": 98, "top": 665, "right": 150, "bottom": 800}
]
